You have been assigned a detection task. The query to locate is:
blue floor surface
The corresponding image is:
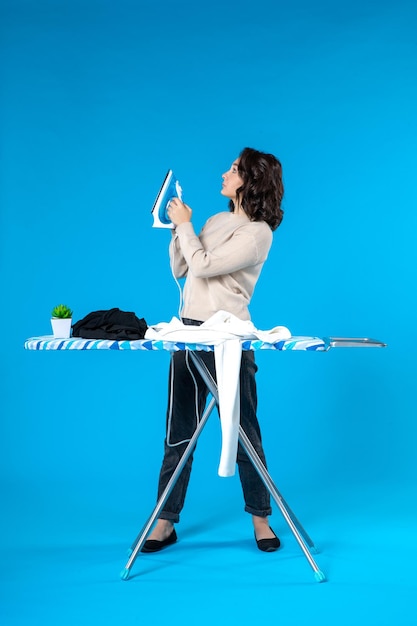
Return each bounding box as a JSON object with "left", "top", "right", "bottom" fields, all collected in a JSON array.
[{"left": 1, "top": 483, "right": 416, "bottom": 626}]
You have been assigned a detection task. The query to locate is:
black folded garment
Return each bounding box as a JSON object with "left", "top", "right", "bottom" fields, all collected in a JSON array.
[{"left": 72, "top": 308, "right": 148, "bottom": 340}]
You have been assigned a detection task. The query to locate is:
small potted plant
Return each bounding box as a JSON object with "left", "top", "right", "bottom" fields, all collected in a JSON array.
[{"left": 51, "top": 304, "right": 73, "bottom": 338}]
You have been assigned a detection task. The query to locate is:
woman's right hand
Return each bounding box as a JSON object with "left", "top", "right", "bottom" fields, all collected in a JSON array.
[{"left": 168, "top": 198, "right": 192, "bottom": 226}]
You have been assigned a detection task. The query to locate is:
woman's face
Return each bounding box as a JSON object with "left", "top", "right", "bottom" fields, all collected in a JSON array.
[{"left": 221, "top": 159, "right": 243, "bottom": 202}]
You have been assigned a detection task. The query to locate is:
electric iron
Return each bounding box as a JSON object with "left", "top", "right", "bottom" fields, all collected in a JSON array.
[{"left": 151, "top": 170, "right": 183, "bottom": 228}]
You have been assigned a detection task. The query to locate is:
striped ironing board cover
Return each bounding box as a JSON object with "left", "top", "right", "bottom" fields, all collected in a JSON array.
[{"left": 24, "top": 336, "right": 327, "bottom": 352}]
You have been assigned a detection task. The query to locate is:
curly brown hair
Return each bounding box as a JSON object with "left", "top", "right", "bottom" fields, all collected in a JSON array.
[{"left": 229, "top": 147, "right": 284, "bottom": 231}]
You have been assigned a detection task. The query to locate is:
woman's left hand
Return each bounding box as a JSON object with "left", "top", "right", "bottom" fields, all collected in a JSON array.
[{"left": 167, "top": 198, "right": 192, "bottom": 226}]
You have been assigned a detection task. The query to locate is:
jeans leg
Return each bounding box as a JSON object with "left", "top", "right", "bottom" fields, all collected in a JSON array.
[
  {"left": 157, "top": 349, "right": 271, "bottom": 521},
  {"left": 157, "top": 351, "right": 213, "bottom": 522},
  {"left": 237, "top": 352, "right": 272, "bottom": 517}
]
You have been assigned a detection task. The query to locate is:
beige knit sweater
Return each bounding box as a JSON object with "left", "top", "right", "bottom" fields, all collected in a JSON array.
[{"left": 169, "top": 211, "right": 273, "bottom": 322}]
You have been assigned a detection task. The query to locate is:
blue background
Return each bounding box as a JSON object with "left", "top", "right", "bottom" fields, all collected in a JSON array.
[{"left": 1, "top": 1, "right": 416, "bottom": 624}]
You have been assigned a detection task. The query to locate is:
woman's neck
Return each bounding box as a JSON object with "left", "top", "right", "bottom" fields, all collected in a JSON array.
[{"left": 233, "top": 200, "right": 245, "bottom": 216}]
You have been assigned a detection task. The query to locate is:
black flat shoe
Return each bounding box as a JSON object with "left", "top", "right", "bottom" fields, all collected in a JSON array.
[
  {"left": 141, "top": 528, "right": 177, "bottom": 553},
  {"left": 255, "top": 527, "right": 280, "bottom": 552}
]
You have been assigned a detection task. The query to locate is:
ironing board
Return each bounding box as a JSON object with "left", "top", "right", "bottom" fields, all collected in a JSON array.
[{"left": 24, "top": 334, "right": 386, "bottom": 582}]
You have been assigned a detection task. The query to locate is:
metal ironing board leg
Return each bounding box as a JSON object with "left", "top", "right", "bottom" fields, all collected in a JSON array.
[
  {"left": 188, "top": 350, "right": 326, "bottom": 583},
  {"left": 237, "top": 427, "right": 325, "bottom": 581},
  {"left": 121, "top": 349, "right": 325, "bottom": 582},
  {"left": 120, "top": 395, "right": 218, "bottom": 580}
]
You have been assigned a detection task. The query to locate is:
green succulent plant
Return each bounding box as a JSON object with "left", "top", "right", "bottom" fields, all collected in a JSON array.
[{"left": 51, "top": 304, "right": 73, "bottom": 319}]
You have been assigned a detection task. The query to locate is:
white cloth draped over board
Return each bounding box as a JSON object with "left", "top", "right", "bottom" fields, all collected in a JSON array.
[{"left": 145, "top": 310, "right": 291, "bottom": 477}]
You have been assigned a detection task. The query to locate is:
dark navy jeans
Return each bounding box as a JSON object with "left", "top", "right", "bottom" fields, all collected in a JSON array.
[{"left": 156, "top": 319, "right": 272, "bottom": 523}]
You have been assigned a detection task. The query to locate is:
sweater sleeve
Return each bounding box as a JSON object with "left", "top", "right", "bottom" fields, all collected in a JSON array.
[
  {"left": 174, "top": 221, "right": 271, "bottom": 278},
  {"left": 169, "top": 231, "right": 189, "bottom": 278}
]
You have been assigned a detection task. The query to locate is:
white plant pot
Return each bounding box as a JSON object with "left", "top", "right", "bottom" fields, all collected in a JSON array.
[{"left": 51, "top": 318, "right": 72, "bottom": 339}]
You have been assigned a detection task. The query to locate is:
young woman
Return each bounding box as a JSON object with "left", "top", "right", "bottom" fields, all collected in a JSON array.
[{"left": 142, "top": 147, "right": 284, "bottom": 553}]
